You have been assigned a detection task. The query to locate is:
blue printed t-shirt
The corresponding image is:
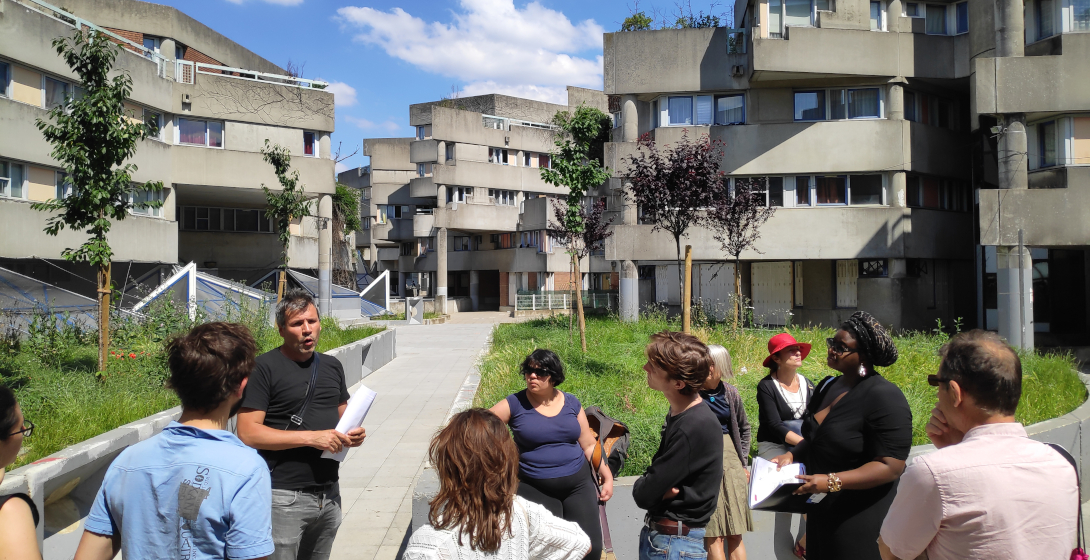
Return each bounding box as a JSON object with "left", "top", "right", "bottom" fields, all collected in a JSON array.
[
  {"left": 85, "top": 422, "right": 274, "bottom": 560},
  {"left": 700, "top": 381, "right": 733, "bottom": 436},
  {"left": 506, "top": 390, "right": 586, "bottom": 480}
]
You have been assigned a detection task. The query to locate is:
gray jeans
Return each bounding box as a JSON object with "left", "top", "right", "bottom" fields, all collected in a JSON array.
[{"left": 270, "top": 485, "right": 342, "bottom": 560}]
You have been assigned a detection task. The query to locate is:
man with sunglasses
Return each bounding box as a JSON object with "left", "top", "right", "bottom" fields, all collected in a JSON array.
[{"left": 878, "top": 330, "right": 1077, "bottom": 560}]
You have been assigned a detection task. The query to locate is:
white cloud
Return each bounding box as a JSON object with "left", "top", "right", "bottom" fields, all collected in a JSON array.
[
  {"left": 345, "top": 115, "right": 403, "bottom": 133},
  {"left": 325, "top": 81, "right": 358, "bottom": 107},
  {"left": 336, "top": 0, "right": 603, "bottom": 104},
  {"left": 335, "top": 161, "right": 351, "bottom": 174},
  {"left": 460, "top": 82, "right": 568, "bottom": 105}
]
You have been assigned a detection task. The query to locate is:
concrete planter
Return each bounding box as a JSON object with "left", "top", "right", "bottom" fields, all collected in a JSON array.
[{"left": 0, "top": 328, "right": 397, "bottom": 556}]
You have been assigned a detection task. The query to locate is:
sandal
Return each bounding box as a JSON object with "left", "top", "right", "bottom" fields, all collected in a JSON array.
[{"left": 793, "top": 542, "right": 806, "bottom": 559}]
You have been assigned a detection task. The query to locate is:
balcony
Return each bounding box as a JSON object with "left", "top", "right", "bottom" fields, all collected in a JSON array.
[
  {"left": 435, "top": 202, "right": 520, "bottom": 232},
  {"left": 410, "top": 176, "right": 437, "bottom": 198},
  {"left": 377, "top": 247, "right": 400, "bottom": 261},
  {"left": 602, "top": 27, "right": 748, "bottom": 95},
  {"left": 410, "top": 140, "right": 439, "bottom": 163},
  {"left": 172, "top": 148, "right": 335, "bottom": 194},
  {"left": 413, "top": 213, "right": 436, "bottom": 237},
  {"left": 973, "top": 33, "right": 1090, "bottom": 115},
  {"left": 518, "top": 196, "right": 553, "bottom": 231},
  {"left": 433, "top": 161, "right": 558, "bottom": 193},
  {"left": 979, "top": 167, "right": 1090, "bottom": 246},
  {"left": 387, "top": 218, "right": 416, "bottom": 241}
]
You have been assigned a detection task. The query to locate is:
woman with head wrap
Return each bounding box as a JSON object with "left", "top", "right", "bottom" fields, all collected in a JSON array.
[{"left": 770, "top": 311, "right": 912, "bottom": 560}]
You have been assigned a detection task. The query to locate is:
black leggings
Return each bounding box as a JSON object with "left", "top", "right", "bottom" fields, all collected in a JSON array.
[{"left": 518, "top": 462, "right": 602, "bottom": 560}]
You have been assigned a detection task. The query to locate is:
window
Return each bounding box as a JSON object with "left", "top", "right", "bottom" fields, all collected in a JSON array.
[
  {"left": 836, "top": 260, "right": 858, "bottom": 308},
  {"left": 180, "top": 207, "right": 274, "bottom": 232},
  {"left": 143, "top": 109, "right": 163, "bottom": 140},
  {"left": 904, "top": 2, "right": 921, "bottom": 16},
  {"left": 539, "top": 154, "right": 551, "bottom": 169},
  {"left": 815, "top": 175, "right": 846, "bottom": 204},
  {"left": 768, "top": 177, "right": 784, "bottom": 206},
  {"left": 416, "top": 126, "right": 426, "bottom": 140},
  {"left": 383, "top": 205, "right": 408, "bottom": 219},
  {"left": 142, "top": 37, "right": 160, "bottom": 59},
  {"left": 0, "top": 161, "right": 25, "bottom": 199},
  {"left": 0, "top": 61, "right": 10, "bottom": 98},
  {"left": 55, "top": 171, "right": 72, "bottom": 199},
  {"left": 1075, "top": 0, "right": 1090, "bottom": 31},
  {"left": 400, "top": 242, "right": 415, "bottom": 256},
  {"left": 904, "top": 91, "right": 917, "bottom": 122},
  {"left": 524, "top": 152, "right": 531, "bottom": 166},
  {"left": 794, "top": 91, "right": 826, "bottom": 121},
  {"left": 417, "top": 163, "right": 432, "bottom": 177},
  {"left": 926, "top": 4, "right": 947, "bottom": 34},
  {"left": 955, "top": 2, "right": 968, "bottom": 33},
  {"left": 489, "top": 189, "right": 516, "bottom": 205},
  {"left": 445, "top": 143, "right": 454, "bottom": 161},
  {"left": 449, "top": 187, "right": 470, "bottom": 203},
  {"left": 870, "top": 1, "right": 884, "bottom": 30},
  {"left": 795, "top": 176, "right": 810, "bottom": 206},
  {"left": 489, "top": 147, "right": 508, "bottom": 165},
  {"left": 849, "top": 174, "right": 883, "bottom": 205},
  {"left": 668, "top": 96, "right": 693, "bottom": 125},
  {"left": 695, "top": 95, "right": 713, "bottom": 125},
  {"left": 785, "top": 0, "right": 812, "bottom": 27},
  {"left": 453, "top": 236, "right": 472, "bottom": 251},
  {"left": 177, "top": 118, "right": 223, "bottom": 148},
  {"left": 847, "top": 89, "right": 881, "bottom": 118},
  {"left": 769, "top": 0, "right": 784, "bottom": 37},
  {"left": 130, "top": 187, "right": 164, "bottom": 217},
  {"left": 44, "top": 77, "right": 70, "bottom": 109},
  {"left": 1039, "top": 121, "right": 1057, "bottom": 168},
  {"left": 1037, "top": 0, "right": 1056, "bottom": 39},
  {"left": 906, "top": 176, "right": 969, "bottom": 211},
  {"left": 906, "top": 176, "right": 921, "bottom": 206},
  {"left": 860, "top": 259, "right": 888, "bottom": 277},
  {"left": 715, "top": 95, "right": 745, "bottom": 125},
  {"left": 375, "top": 205, "right": 387, "bottom": 224},
  {"left": 303, "top": 131, "right": 317, "bottom": 157}
]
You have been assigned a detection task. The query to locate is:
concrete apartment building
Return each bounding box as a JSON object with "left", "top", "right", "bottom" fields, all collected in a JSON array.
[
  {"left": 340, "top": 88, "right": 616, "bottom": 312},
  {"left": 602, "top": 0, "right": 1090, "bottom": 345},
  {"left": 0, "top": 0, "right": 335, "bottom": 296}
]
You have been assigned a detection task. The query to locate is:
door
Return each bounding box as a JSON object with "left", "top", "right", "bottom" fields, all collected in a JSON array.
[
  {"left": 752, "top": 261, "right": 794, "bottom": 325},
  {"left": 696, "top": 263, "right": 736, "bottom": 321}
]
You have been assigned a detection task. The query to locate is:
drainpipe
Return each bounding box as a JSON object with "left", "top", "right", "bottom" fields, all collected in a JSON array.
[{"left": 318, "top": 195, "right": 332, "bottom": 317}]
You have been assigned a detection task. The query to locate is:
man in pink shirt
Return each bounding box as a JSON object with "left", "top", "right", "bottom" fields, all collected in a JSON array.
[{"left": 878, "top": 330, "right": 1078, "bottom": 560}]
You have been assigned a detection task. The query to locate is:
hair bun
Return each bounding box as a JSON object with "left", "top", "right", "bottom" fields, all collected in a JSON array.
[{"left": 843, "top": 311, "right": 898, "bottom": 368}]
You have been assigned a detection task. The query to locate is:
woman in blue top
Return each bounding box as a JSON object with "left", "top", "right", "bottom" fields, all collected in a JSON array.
[{"left": 491, "top": 349, "right": 614, "bottom": 560}]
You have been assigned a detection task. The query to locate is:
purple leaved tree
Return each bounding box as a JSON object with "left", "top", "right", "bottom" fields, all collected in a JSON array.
[
  {"left": 625, "top": 131, "right": 727, "bottom": 305},
  {"left": 710, "top": 176, "right": 777, "bottom": 328}
]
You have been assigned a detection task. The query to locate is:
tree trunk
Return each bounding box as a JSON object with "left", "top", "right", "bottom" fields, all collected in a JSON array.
[
  {"left": 682, "top": 245, "right": 693, "bottom": 333},
  {"left": 573, "top": 254, "right": 587, "bottom": 352},
  {"left": 568, "top": 255, "right": 574, "bottom": 343},
  {"left": 97, "top": 261, "right": 111, "bottom": 374},
  {"left": 674, "top": 234, "right": 684, "bottom": 310},
  {"left": 733, "top": 255, "right": 742, "bottom": 332},
  {"left": 277, "top": 269, "right": 287, "bottom": 303}
]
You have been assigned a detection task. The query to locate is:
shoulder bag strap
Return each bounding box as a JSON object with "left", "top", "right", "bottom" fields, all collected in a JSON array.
[
  {"left": 289, "top": 354, "right": 321, "bottom": 428},
  {"left": 1045, "top": 442, "right": 1084, "bottom": 552}
]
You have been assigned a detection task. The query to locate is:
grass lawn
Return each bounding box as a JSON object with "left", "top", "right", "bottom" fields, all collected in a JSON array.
[
  {"left": 473, "top": 313, "right": 1085, "bottom": 477},
  {"left": 2, "top": 313, "right": 382, "bottom": 470}
]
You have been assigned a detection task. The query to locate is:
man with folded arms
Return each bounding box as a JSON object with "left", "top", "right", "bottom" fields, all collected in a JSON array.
[
  {"left": 75, "top": 322, "right": 273, "bottom": 560},
  {"left": 879, "top": 330, "right": 1077, "bottom": 560}
]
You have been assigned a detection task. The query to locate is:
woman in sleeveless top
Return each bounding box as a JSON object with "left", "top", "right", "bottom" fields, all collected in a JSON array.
[
  {"left": 0, "top": 385, "right": 41, "bottom": 560},
  {"left": 491, "top": 349, "right": 613, "bottom": 560},
  {"left": 771, "top": 312, "right": 912, "bottom": 560}
]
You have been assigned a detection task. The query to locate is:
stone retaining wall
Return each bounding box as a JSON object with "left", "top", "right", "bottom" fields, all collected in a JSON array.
[{"left": 0, "top": 327, "right": 397, "bottom": 557}]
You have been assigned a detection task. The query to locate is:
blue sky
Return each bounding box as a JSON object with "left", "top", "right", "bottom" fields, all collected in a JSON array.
[{"left": 148, "top": 0, "right": 648, "bottom": 173}]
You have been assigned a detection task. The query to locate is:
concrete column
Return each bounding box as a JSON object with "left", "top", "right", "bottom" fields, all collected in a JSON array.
[
  {"left": 622, "top": 181, "right": 638, "bottom": 225},
  {"left": 517, "top": 150, "right": 525, "bottom": 166},
  {"left": 160, "top": 38, "right": 177, "bottom": 79},
  {"left": 318, "top": 195, "right": 333, "bottom": 317},
  {"left": 996, "top": 246, "right": 1034, "bottom": 349},
  {"left": 437, "top": 184, "right": 447, "bottom": 205},
  {"left": 438, "top": 141, "right": 446, "bottom": 165},
  {"left": 888, "top": 84, "right": 904, "bottom": 120},
  {"left": 469, "top": 270, "right": 480, "bottom": 311},
  {"left": 621, "top": 95, "right": 639, "bottom": 142},
  {"left": 619, "top": 260, "right": 638, "bottom": 322},
  {"left": 995, "top": 0, "right": 1025, "bottom": 58},
  {"left": 889, "top": 171, "right": 907, "bottom": 208},
  {"left": 998, "top": 115, "right": 1028, "bottom": 190},
  {"left": 436, "top": 227, "right": 448, "bottom": 314}
]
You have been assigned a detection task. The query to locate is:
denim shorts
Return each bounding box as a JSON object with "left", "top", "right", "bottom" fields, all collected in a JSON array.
[{"left": 639, "top": 525, "right": 708, "bottom": 560}]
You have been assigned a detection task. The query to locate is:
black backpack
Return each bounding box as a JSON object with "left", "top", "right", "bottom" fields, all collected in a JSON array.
[{"left": 584, "top": 405, "right": 630, "bottom": 478}]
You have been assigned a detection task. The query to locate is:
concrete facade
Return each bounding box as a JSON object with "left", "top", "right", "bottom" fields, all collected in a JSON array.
[
  {"left": 0, "top": 0, "right": 335, "bottom": 296},
  {"left": 341, "top": 87, "right": 613, "bottom": 312},
  {"left": 603, "top": 0, "right": 1090, "bottom": 337}
]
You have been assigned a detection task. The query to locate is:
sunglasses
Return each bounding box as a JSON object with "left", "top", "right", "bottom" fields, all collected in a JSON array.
[
  {"left": 523, "top": 367, "right": 553, "bottom": 379},
  {"left": 825, "top": 338, "right": 857, "bottom": 355},
  {"left": 8, "top": 420, "right": 33, "bottom": 438},
  {"left": 927, "top": 374, "right": 949, "bottom": 387}
]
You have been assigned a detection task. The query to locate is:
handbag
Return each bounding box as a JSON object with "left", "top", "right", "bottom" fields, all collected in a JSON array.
[
  {"left": 585, "top": 406, "right": 630, "bottom": 560},
  {"left": 1045, "top": 443, "right": 1087, "bottom": 560}
]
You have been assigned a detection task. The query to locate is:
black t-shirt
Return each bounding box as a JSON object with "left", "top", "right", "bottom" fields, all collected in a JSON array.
[
  {"left": 632, "top": 402, "right": 724, "bottom": 525},
  {"left": 241, "top": 348, "right": 350, "bottom": 490}
]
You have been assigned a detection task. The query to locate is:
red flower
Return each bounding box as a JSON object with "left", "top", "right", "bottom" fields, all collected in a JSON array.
[{"left": 129, "top": 353, "right": 136, "bottom": 359}]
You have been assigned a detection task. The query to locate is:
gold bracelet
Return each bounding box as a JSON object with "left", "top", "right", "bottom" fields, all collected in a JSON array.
[{"left": 827, "top": 472, "right": 843, "bottom": 492}]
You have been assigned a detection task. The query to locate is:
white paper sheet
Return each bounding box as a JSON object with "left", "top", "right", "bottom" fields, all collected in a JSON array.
[
  {"left": 748, "top": 456, "right": 806, "bottom": 509},
  {"left": 321, "top": 385, "right": 377, "bottom": 462}
]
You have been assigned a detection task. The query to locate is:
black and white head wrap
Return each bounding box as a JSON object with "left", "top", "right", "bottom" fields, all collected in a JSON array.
[{"left": 841, "top": 311, "right": 898, "bottom": 368}]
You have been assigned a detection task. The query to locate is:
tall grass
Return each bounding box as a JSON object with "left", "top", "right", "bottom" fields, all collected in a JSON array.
[
  {"left": 473, "top": 312, "right": 1085, "bottom": 477},
  {"left": 2, "top": 300, "right": 383, "bottom": 470}
]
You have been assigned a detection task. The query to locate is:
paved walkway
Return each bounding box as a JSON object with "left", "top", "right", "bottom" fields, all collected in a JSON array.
[{"left": 329, "top": 322, "right": 496, "bottom": 560}]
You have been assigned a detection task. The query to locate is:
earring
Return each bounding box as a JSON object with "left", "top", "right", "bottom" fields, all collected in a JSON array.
[{"left": 858, "top": 364, "right": 867, "bottom": 377}]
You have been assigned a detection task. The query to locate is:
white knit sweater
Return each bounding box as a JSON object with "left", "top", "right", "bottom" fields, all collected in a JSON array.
[{"left": 403, "top": 496, "right": 591, "bottom": 560}]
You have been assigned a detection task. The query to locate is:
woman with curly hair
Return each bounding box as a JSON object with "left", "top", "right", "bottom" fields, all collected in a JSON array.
[
  {"left": 403, "top": 408, "right": 590, "bottom": 560},
  {"left": 771, "top": 312, "right": 913, "bottom": 560}
]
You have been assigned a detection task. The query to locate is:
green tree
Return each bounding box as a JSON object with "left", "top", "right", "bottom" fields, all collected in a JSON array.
[
  {"left": 621, "top": 11, "right": 654, "bottom": 31},
  {"left": 541, "top": 106, "right": 613, "bottom": 352},
  {"left": 261, "top": 140, "right": 312, "bottom": 301},
  {"left": 33, "top": 30, "right": 162, "bottom": 373},
  {"left": 332, "top": 182, "right": 362, "bottom": 289}
]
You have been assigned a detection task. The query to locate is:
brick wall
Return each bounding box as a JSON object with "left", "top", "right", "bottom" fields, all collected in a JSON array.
[
  {"left": 103, "top": 27, "right": 145, "bottom": 57},
  {"left": 528, "top": 272, "right": 538, "bottom": 291},
  {"left": 499, "top": 272, "right": 509, "bottom": 307},
  {"left": 553, "top": 271, "right": 578, "bottom": 291},
  {"left": 611, "top": 272, "right": 620, "bottom": 291}
]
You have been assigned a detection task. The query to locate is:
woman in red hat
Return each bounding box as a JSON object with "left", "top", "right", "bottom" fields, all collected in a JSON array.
[{"left": 755, "top": 332, "right": 814, "bottom": 558}]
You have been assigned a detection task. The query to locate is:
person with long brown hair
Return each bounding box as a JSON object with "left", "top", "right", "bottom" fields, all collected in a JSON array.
[{"left": 404, "top": 408, "right": 591, "bottom": 560}]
